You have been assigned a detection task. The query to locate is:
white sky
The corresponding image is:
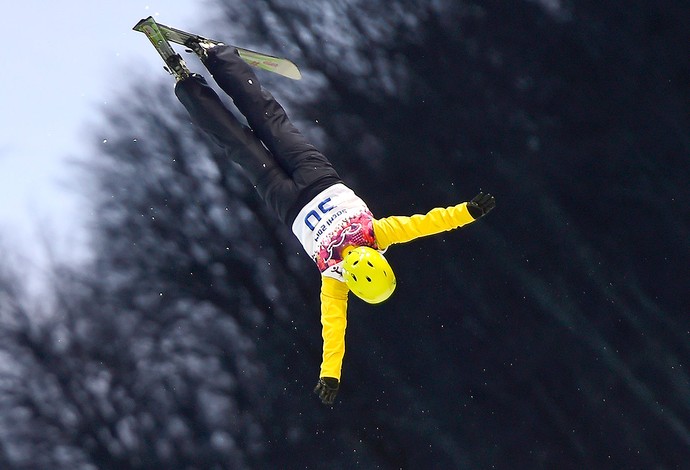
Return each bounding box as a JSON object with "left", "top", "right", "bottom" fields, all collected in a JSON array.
[{"left": 0, "top": 2, "right": 206, "bottom": 273}]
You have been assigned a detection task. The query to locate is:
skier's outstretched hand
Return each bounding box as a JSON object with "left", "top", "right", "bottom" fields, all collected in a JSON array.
[
  {"left": 314, "top": 377, "right": 339, "bottom": 405},
  {"left": 467, "top": 192, "right": 496, "bottom": 220}
]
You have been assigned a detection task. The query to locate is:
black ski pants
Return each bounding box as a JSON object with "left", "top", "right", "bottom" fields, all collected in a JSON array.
[{"left": 174, "top": 46, "right": 342, "bottom": 225}]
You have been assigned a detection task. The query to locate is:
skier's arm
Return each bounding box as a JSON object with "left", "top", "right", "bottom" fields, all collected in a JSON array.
[
  {"left": 373, "top": 193, "right": 495, "bottom": 249},
  {"left": 314, "top": 276, "right": 348, "bottom": 405},
  {"left": 319, "top": 276, "right": 350, "bottom": 381},
  {"left": 373, "top": 203, "right": 474, "bottom": 249}
]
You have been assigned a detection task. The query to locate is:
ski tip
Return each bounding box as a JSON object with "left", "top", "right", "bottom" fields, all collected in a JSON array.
[
  {"left": 282, "top": 61, "right": 302, "bottom": 80},
  {"left": 285, "top": 67, "right": 302, "bottom": 80},
  {"left": 133, "top": 16, "right": 154, "bottom": 32}
]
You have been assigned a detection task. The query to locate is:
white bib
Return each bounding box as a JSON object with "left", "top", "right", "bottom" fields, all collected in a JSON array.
[{"left": 291, "top": 184, "right": 379, "bottom": 280}]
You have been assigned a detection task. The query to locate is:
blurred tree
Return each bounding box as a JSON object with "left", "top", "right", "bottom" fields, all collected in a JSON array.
[{"left": 0, "top": 186, "right": 268, "bottom": 468}]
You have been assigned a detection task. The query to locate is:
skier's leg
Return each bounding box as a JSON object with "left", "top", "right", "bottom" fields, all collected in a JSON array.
[
  {"left": 174, "top": 74, "right": 301, "bottom": 222},
  {"left": 202, "top": 46, "right": 341, "bottom": 190}
]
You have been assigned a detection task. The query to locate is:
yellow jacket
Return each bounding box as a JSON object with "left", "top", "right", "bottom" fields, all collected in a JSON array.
[{"left": 319, "top": 202, "right": 476, "bottom": 379}]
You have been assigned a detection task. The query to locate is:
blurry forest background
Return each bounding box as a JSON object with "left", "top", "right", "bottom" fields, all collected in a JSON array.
[{"left": 1, "top": 0, "right": 688, "bottom": 468}]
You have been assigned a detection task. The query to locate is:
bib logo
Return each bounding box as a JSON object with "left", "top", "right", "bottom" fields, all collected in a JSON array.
[{"left": 305, "top": 198, "right": 334, "bottom": 230}]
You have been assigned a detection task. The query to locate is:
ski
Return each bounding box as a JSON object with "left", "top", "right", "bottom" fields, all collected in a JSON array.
[
  {"left": 133, "top": 16, "right": 302, "bottom": 80},
  {"left": 133, "top": 16, "right": 190, "bottom": 80}
]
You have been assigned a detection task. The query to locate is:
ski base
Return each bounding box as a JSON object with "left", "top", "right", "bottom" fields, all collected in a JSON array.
[{"left": 133, "top": 17, "right": 302, "bottom": 80}]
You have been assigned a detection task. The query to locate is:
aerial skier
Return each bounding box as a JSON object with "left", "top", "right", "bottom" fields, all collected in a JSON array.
[{"left": 136, "top": 19, "right": 495, "bottom": 405}]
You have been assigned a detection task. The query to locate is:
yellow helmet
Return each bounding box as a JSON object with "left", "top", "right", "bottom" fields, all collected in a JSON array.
[{"left": 342, "top": 246, "right": 396, "bottom": 304}]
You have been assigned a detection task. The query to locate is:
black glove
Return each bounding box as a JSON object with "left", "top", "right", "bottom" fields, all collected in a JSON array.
[
  {"left": 314, "top": 377, "right": 339, "bottom": 405},
  {"left": 466, "top": 192, "right": 496, "bottom": 220}
]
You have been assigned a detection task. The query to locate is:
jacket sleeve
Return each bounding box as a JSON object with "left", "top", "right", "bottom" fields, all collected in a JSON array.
[
  {"left": 372, "top": 202, "right": 476, "bottom": 250},
  {"left": 319, "top": 276, "right": 350, "bottom": 380}
]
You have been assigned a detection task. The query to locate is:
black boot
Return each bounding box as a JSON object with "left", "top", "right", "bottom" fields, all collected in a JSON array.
[{"left": 184, "top": 38, "right": 222, "bottom": 63}]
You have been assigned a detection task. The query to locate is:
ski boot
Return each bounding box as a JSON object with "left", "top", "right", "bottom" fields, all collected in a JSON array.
[
  {"left": 163, "top": 53, "right": 191, "bottom": 81},
  {"left": 184, "top": 38, "right": 222, "bottom": 63}
]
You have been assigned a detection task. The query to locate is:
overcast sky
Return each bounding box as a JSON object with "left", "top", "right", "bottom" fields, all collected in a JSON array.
[{"left": 0, "top": 2, "right": 209, "bottom": 272}]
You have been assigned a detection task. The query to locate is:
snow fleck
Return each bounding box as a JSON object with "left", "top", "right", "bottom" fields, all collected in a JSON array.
[
  {"left": 102, "top": 139, "right": 108, "bottom": 144},
  {"left": 248, "top": 79, "right": 254, "bottom": 85}
]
